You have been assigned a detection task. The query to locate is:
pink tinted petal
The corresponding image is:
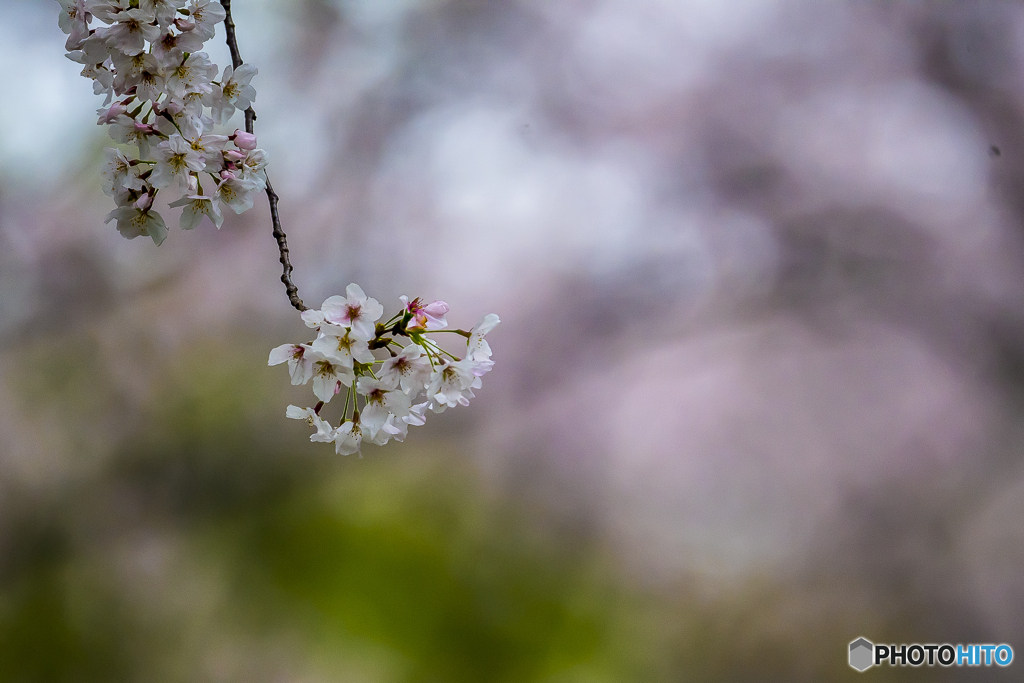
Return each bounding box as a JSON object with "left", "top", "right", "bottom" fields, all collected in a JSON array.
[
  {"left": 320, "top": 295, "right": 350, "bottom": 325},
  {"left": 232, "top": 130, "right": 257, "bottom": 150},
  {"left": 423, "top": 301, "right": 449, "bottom": 317}
]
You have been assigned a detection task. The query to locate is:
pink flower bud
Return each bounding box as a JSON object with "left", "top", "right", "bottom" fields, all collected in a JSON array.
[
  {"left": 220, "top": 169, "right": 237, "bottom": 181},
  {"left": 187, "top": 175, "right": 199, "bottom": 194},
  {"left": 232, "top": 130, "right": 257, "bottom": 150},
  {"left": 134, "top": 193, "right": 153, "bottom": 211},
  {"left": 224, "top": 150, "right": 246, "bottom": 163},
  {"left": 404, "top": 298, "right": 450, "bottom": 330},
  {"left": 422, "top": 300, "right": 450, "bottom": 317},
  {"left": 97, "top": 102, "right": 127, "bottom": 125}
]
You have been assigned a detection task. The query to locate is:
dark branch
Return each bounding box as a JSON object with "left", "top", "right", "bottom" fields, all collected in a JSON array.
[{"left": 221, "top": 0, "right": 307, "bottom": 312}]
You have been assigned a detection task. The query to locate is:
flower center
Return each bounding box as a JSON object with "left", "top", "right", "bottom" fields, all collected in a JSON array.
[{"left": 315, "top": 360, "right": 337, "bottom": 377}]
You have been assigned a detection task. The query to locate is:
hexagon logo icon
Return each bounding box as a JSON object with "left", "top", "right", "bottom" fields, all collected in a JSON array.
[{"left": 849, "top": 637, "right": 874, "bottom": 672}]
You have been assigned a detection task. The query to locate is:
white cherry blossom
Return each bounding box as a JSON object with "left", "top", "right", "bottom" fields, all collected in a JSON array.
[
  {"left": 153, "top": 26, "right": 205, "bottom": 69},
  {"left": 57, "top": 0, "right": 91, "bottom": 44},
  {"left": 100, "top": 148, "right": 145, "bottom": 197},
  {"left": 215, "top": 175, "right": 260, "bottom": 214},
  {"left": 93, "top": 68, "right": 116, "bottom": 102},
  {"left": 270, "top": 288, "right": 499, "bottom": 451},
  {"left": 379, "top": 343, "right": 432, "bottom": 394},
  {"left": 357, "top": 376, "right": 412, "bottom": 436},
  {"left": 88, "top": 0, "right": 131, "bottom": 25},
  {"left": 182, "top": 129, "right": 228, "bottom": 172},
  {"left": 151, "top": 134, "right": 204, "bottom": 189},
  {"left": 137, "top": 68, "right": 167, "bottom": 103},
  {"left": 267, "top": 343, "right": 314, "bottom": 385},
  {"left": 187, "top": 0, "right": 226, "bottom": 40},
  {"left": 101, "top": 8, "right": 160, "bottom": 55},
  {"left": 141, "top": 0, "right": 186, "bottom": 27},
  {"left": 105, "top": 206, "right": 168, "bottom": 245},
  {"left": 301, "top": 309, "right": 326, "bottom": 329},
  {"left": 370, "top": 414, "right": 408, "bottom": 445},
  {"left": 56, "top": 0, "right": 276, "bottom": 246},
  {"left": 107, "top": 115, "right": 156, "bottom": 158},
  {"left": 239, "top": 148, "right": 269, "bottom": 186},
  {"left": 153, "top": 101, "right": 207, "bottom": 140},
  {"left": 67, "top": 33, "right": 111, "bottom": 64},
  {"left": 311, "top": 327, "right": 375, "bottom": 369},
  {"left": 333, "top": 419, "right": 364, "bottom": 456},
  {"left": 286, "top": 405, "right": 334, "bottom": 443},
  {"left": 404, "top": 402, "right": 429, "bottom": 427},
  {"left": 111, "top": 51, "right": 160, "bottom": 94},
  {"left": 311, "top": 356, "right": 355, "bottom": 402},
  {"left": 468, "top": 313, "right": 500, "bottom": 361},
  {"left": 321, "top": 284, "right": 384, "bottom": 342},
  {"left": 166, "top": 51, "right": 216, "bottom": 99},
  {"left": 206, "top": 63, "right": 257, "bottom": 124},
  {"left": 169, "top": 192, "right": 223, "bottom": 230},
  {"left": 426, "top": 359, "right": 479, "bottom": 412}
]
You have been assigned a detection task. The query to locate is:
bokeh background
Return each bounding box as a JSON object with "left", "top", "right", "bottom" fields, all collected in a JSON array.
[{"left": 2, "top": 0, "right": 1024, "bottom": 680}]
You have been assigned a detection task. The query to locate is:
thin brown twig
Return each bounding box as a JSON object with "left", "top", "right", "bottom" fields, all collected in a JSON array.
[{"left": 221, "top": 0, "right": 307, "bottom": 312}]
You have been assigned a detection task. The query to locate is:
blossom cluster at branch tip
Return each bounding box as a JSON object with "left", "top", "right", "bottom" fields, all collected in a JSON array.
[
  {"left": 269, "top": 285, "right": 499, "bottom": 455},
  {"left": 57, "top": 0, "right": 267, "bottom": 245}
]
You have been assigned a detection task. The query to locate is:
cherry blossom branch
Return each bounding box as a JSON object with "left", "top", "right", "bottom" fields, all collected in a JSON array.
[
  {"left": 221, "top": 0, "right": 307, "bottom": 312},
  {"left": 56, "top": 0, "right": 501, "bottom": 454}
]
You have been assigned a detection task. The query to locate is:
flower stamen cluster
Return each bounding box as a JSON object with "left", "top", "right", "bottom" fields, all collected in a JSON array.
[
  {"left": 56, "top": 0, "right": 266, "bottom": 244},
  {"left": 269, "top": 284, "right": 499, "bottom": 455}
]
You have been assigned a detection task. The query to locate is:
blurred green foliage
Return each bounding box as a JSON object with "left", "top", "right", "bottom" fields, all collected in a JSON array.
[{"left": 0, "top": 332, "right": 979, "bottom": 682}]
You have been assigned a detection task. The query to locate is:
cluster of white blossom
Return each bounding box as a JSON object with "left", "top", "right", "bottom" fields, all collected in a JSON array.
[
  {"left": 57, "top": 2, "right": 502, "bottom": 450},
  {"left": 270, "top": 285, "right": 499, "bottom": 455},
  {"left": 57, "top": 0, "right": 267, "bottom": 245}
]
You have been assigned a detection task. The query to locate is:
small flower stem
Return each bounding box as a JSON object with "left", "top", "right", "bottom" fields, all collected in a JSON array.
[
  {"left": 427, "top": 329, "right": 471, "bottom": 337},
  {"left": 422, "top": 337, "right": 460, "bottom": 362},
  {"left": 437, "top": 348, "right": 461, "bottom": 361},
  {"left": 222, "top": 0, "right": 308, "bottom": 312},
  {"left": 341, "top": 385, "right": 351, "bottom": 421}
]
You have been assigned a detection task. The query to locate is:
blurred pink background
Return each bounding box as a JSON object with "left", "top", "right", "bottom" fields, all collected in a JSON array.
[{"left": 2, "top": 0, "right": 1024, "bottom": 680}]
